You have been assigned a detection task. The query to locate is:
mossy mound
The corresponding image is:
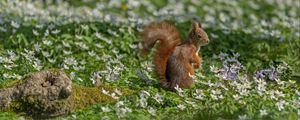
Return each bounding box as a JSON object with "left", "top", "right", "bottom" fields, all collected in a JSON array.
[{"left": 0, "top": 70, "right": 134, "bottom": 119}]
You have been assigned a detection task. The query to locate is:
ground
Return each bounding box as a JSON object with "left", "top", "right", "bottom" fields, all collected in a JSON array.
[{"left": 0, "top": 0, "right": 299, "bottom": 120}]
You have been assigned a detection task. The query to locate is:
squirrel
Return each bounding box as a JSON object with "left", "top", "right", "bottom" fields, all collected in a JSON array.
[{"left": 140, "top": 20, "right": 209, "bottom": 90}]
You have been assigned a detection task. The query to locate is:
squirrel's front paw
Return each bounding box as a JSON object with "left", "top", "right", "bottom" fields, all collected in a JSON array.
[{"left": 193, "top": 63, "right": 200, "bottom": 69}]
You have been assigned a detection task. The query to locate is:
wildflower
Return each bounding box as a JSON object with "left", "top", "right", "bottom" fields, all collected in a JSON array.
[
  {"left": 259, "top": 109, "right": 268, "bottom": 116},
  {"left": 276, "top": 100, "right": 286, "bottom": 111},
  {"left": 115, "top": 101, "right": 124, "bottom": 108},
  {"left": 32, "top": 29, "right": 39, "bottom": 36},
  {"left": 101, "top": 107, "right": 111, "bottom": 112},
  {"left": 71, "top": 114, "right": 76, "bottom": 119},
  {"left": 101, "top": 116, "right": 110, "bottom": 120},
  {"left": 147, "top": 107, "right": 156, "bottom": 116},
  {"left": 51, "top": 29, "right": 61, "bottom": 34},
  {"left": 174, "top": 85, "right": 185, "bottom": 97},
  {"left": 194, "top": 89, "right": 205, "bottom": 100},
  {"left": 42, "top": 51, "right": 51, "bottom": 58},
  {"left": 34, "top": 43, "right": 41, "bottom": 52},
  {"left": 35, "top": 24, "right": 44, "bottom": 29},
  {"left": 238, "top": 114, "right": 247, "bottom": 120},
  {"left": 63, "top": 50, "right": 72, "bottom": 55},
  {"left": 44, "top": 29, "right": 49, "bottom": 36},
  {"left": 139, "top": 98, "right": 148, "bottom": 108},
  {"left": 32, "top": 59, "right": 43, "bottom": 70},
  {"left": 11, "top": 21, "right": 20, "bottom": 28},
  {"left": 233, "top": 94, "right": 241, "bottom": 101},
  {"left": 214, "top": 52, "right": 243, "bottom": 80},
  {"left": 254, "top": 66, "right": 279, "bottom": 81},
  {"left": 102, "top": 89, "right": 110, "bottom": 95},
  {"left": 114, "top": 89, "right": 122, "bottom": 96},
  {"left": 88, "top": 51, "right": 96, "bottom": 57},
  {"left": 48, "top": 58, "right": 56, "bottom": 64},
  {"left": 95, "top": 32, "right": 112, "bottom": 44},
  {"left": 43, "top": 39, "right": 53, "bottom": 46},
  {"left": 0, "top": 27, "right": 7, "bottom": 32},
  {"left": 153, "top": 93, "right": 163, "bottom": 104},
  {"left": 140, "top": 90, "right": 150, "bottom": 99},
  {"left": 185, "top": 100, "right": 197, "bottom": 107},
  {"left": 64, "top": 57, "right": 77, "bottom": 65},
  {"left": 111, "top": 93, "right": 119, "bottom": 100},
  {"left": 177, "top": 104, "right": 186, "bottom": 110}
]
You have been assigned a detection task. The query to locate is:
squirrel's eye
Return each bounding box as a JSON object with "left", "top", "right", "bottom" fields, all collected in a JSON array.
[{"left": 197, "top": 34, "right": 201, "bottom": 38}]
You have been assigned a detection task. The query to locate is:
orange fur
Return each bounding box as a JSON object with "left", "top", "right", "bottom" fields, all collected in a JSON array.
[{"left": 140, "top": 20, "right": 209, "bottom": 90}]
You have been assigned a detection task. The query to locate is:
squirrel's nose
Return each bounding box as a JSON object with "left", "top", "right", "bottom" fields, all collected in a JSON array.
[{"left": 207, "top": 39, "right": 210, "bottom": 43}]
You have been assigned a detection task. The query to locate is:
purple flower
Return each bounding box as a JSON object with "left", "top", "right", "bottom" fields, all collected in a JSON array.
[
  {"left": 254, "top": 66, "right": 279, "bottom": 81},
  {"left": 216, "top": 52, "right": 243, "bottom": 80}
]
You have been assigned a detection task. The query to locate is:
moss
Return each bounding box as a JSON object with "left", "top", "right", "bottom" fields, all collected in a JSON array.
[
  {"left": 0, "top": 80, "right": 23, "bottom": 89},
  {"left": 71, "top": 84, "right": 134, "bottom": 109},
  {"left": 1, "top": 82, "right": 134, "bottom": 117}
]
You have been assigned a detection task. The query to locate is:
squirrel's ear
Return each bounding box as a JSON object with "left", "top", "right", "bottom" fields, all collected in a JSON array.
[
  {"left": 192, "top": 21, "right": 199, "bottom": 29},
  {"left": 192, "top": 20, "right": 203, "bottom": 29},
  {"left": 198, "top": 22, "right": 202, "bottom": 28}
]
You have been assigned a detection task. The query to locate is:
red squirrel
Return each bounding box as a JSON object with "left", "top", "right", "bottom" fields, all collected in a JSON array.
[{"left": 140, "top": 20, "right": 209, "bottom": 90}]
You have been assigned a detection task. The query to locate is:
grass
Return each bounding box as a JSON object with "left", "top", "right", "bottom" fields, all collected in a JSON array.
[{"left": 0, "top": 0, "right": 300, "bottom": 120}]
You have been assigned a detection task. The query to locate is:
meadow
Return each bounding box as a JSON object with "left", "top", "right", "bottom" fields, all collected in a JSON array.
[{"left": 0, "top": 0, "right": 299, "bottom": 119}]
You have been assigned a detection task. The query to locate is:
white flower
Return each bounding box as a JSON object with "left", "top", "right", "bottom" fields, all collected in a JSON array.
[
  {"left": 11, "top": 21, "right": 20, "bottom": 28},
  {"left": 233, "top": 94, "right": 241, "bottom": 101},
  {"left": 194, "top": 89, "right": 205, "bottom": 100},
  {"left": 275, "top": 90, "right": 285, "bottom": 97},
  {"left": 177, "top": 104, "right": 186, "bottom": 110},
  {"left": 0, "top": 26, "right": 7, "bottom": 32},
  {"left": 210, "top": 65, "right": 219, "bottom": 73},
  {"left": 115, "top": 101, "right": 124, "bottom": 108},
  {"left": 102, "top": 89, "right": 110, "bottom": 95},
  {"left": 147, "top": 107, "right": 156, "bottom": 116},
  {"left": 101, "top": 107, "right": 111, "bottom": 112},
  {"left": 116, "top": 107, "right": 132, "bottom": 118},
  {"left": 43, "top": 40, "right": 53, "bottom": 46},
  {"left": 42, "top": 51, "right": 51, "bottom": 58},
  {"left": 185, "top": 100, "right": 197, "bottom": 107},
  {"left": 153, "top": 93, "right": 163, "bottom": 104},
  {"left": 139, "top": 98, "right": 148, "bottom": 108},
  {"left": 259, "top": 109, "right": 268, "bottom": 116},
  {"left": 32, "top": 59, "right": 43, "bottom": 70},
  {"left": 51, "top": 29, "right": 61, "bottom": 34},
  {"left": 276, "top": 100, "right": 286, "bottom": 111},
  {"left": 88, "top": 51, "right": 96, "bottom": 57},
  {"left": 101, "top": 116, "right": 110, "bottom": 120},
  {"left": 44, "top": 29, "right": 49, "bottom": 36},
  {"left": 95, "top": 32, "right": 112, "bottom": 44},
  {"left": 63, "top": 50, "right": 72, "bottom": 55},
  {"left": 32, "top": 29, "right": 39, "bottom": 36},
  {"left": 64, "top": 57, "right": 77, "bottom": 65},
  {"left": 140, "top": 90, "right": 150, "bottom": 99},
  {"left": 211, "top": 94, "right": 218, "bottom": 100},
  {"left": 174, "top": 85, "right": 185, "bottom": 97},
  {"left": 114, "top": 89, "right": 122, "bottom": 96},
  {"left": 47, "top": 58, "right": 55, "bottom": 64},
  {"left": 111, "top": 93, "right": 119, "bottom": 100},
  {"left": 238, "top": 114, "right": 247, "bottom": 120},
  {"left": 34, "top": 43, "right": 41, "bottom": 52}
]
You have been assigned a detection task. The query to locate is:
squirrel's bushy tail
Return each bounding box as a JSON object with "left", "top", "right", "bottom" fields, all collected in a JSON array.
[{"left": 140, "top": 21, "right": 181, "bottom": 85}]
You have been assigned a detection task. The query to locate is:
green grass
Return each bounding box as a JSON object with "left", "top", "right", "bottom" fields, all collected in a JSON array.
[{"left": 0, "top": 0, "right": 299, "bottom": 119}]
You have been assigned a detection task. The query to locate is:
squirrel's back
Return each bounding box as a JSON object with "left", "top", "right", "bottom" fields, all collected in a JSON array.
[{"left": 140, "top": 21, "right": 182, "bottom": 86}]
